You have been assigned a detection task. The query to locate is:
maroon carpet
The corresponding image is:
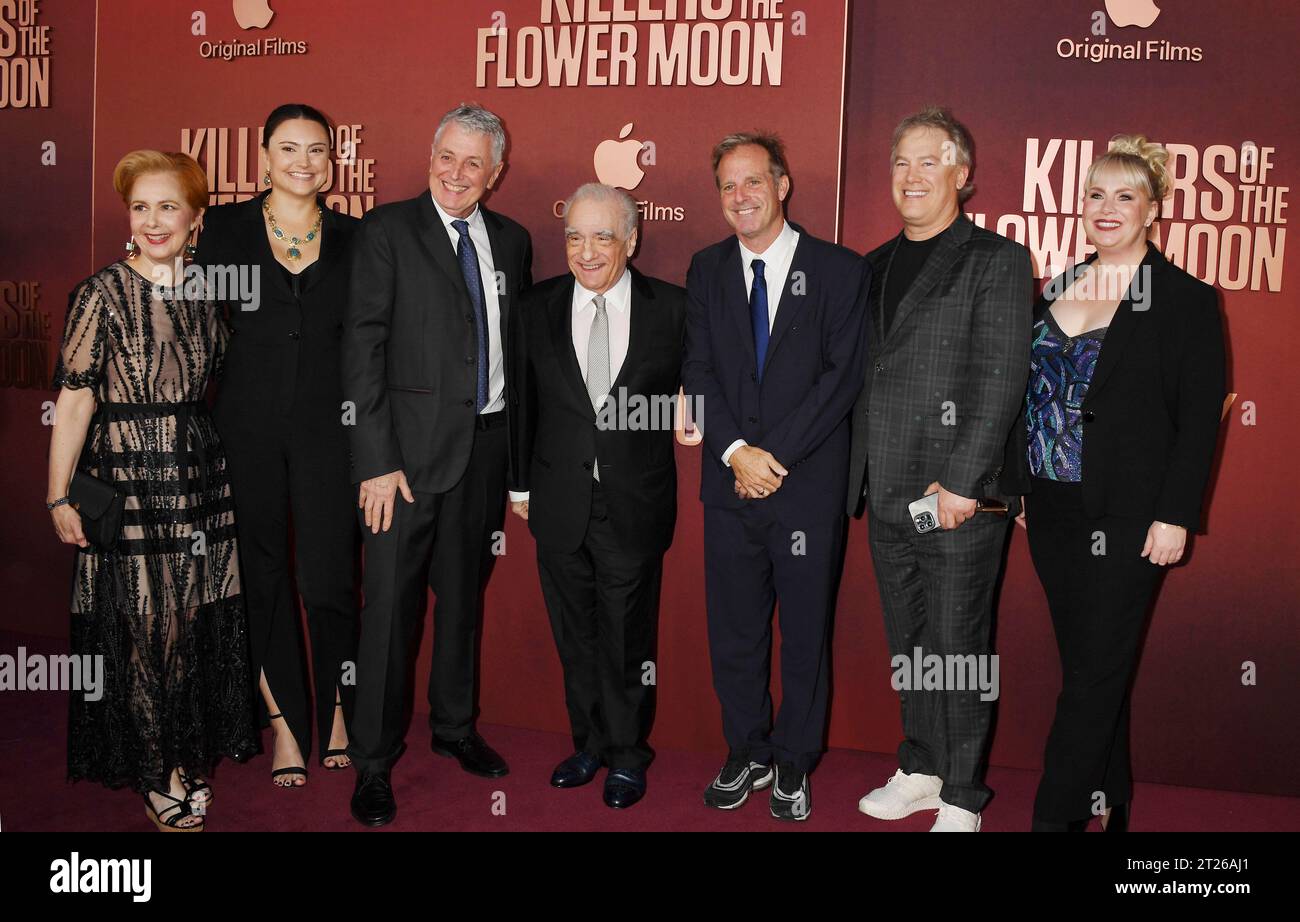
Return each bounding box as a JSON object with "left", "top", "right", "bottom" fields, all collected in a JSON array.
[{"left": 3, "top": 633, "right": 1297, "bottom": 832}]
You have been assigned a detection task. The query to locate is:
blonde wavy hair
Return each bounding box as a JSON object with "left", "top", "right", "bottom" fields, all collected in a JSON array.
[{"left": 1085, "top": 134, "right": 1171, "bottom": 204}]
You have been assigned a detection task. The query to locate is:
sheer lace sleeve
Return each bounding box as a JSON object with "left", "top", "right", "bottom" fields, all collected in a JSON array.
[
  {"left": 52, "top": 277, "right": 110, "bottom": 391},
  {"left": 209, "top": 299, "right": 231, "bottom": 382}
]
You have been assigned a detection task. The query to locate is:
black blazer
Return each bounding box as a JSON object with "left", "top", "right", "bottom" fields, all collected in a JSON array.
[
  {"left": 683, "top": 223, "right": 870, "bottom": 523},
  {"left": 195, "top": 191, "right": 359, "bottom": 433},
  {"left": 511, "top": 268, "right": 686, "bottom": 556},
  {"left": 1001, "top": 242, "right": 1227, "bottom": 529},
  {"left": 341, "top": 191, "right": 533, "bottom": 492},
  {"left": 846, "top": 215, "right": 1035, "bottom": 523}
]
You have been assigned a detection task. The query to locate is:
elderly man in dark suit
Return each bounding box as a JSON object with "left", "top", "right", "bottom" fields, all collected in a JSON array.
[
  {"left": 509, "top": 183, "right": 686, "bottom": 810},
  {"left": 341, "top": 103, "right": 532, "bottom": 826},
  {"left": 683, "top": 132, "right": 870, "bottom": 822},
  {"left": 847, "top": 106, "right": 1033, "bottom": 832}
]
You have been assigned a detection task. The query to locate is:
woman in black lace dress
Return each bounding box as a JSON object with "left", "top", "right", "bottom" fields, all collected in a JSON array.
[{"left": 45, "top": 150, "right": 256, "bottom": 830}]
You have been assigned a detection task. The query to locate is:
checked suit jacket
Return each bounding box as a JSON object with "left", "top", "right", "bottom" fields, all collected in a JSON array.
[{"left": 845, "top": 214, "right": 1035, "bottom": 524}]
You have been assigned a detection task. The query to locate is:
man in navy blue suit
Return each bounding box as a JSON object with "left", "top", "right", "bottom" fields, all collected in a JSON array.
[{"left": 682, "top": 133, "right": 870, "bottom": 821}]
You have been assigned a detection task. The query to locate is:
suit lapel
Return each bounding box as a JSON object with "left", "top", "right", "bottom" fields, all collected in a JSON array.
[
  {"left": 881, "top": 216, "right": 972, "bottom": 349},
  {"left": 482, "top": 206, "right": 512, "bottom": 352},
  {"left": 245, "top": 193, "right": 293, "bottom": 303},
  {"left": 762, "top": 225, "right": 811, "bottom": 375},
  {"left": 1086, "top": 243, "right": 1162, "bottom": 397},
  {"left": 549, "top": 274, "right": 592, "bottom": 416},
  {"left": 721, "top": 238, "right": 753, "bottom": 347},
  {"left": 415, "top": 192, "right": 470, "bottom": 300},
  {"left": 610, "top": 268, "right": 652, "bottom": 394},
  {"left": 300, "top": 201, "right": 346, "bottom": 294}
]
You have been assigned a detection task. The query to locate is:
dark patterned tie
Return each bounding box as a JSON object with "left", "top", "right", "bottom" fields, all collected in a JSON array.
[
  {"left": 452, "top": 218, "right": 490, "bottom": 412},
  {"left": 750, "top": 258, "right": 769, "bottom": 382}
]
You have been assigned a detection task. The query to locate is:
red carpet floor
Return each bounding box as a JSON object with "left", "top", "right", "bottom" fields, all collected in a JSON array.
[{"left": 3, "top": 634, "right": 1297, "bottom": 832}]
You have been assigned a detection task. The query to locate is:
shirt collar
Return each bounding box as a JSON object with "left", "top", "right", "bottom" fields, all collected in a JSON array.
[
  {"left": 430, "top": 192, "right": 481, "bottom": 231},
  {"left": 738, "top": 220, "right": 796, "bottom": 269},
  {"left": 574, "top": 267, "right": 632, "bottom": 314}
]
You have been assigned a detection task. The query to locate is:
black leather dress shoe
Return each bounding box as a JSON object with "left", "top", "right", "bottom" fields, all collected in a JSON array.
[
  {"left": 603, "top": 768, "right": 647, "bottom": 809},
  {"left": 430, "top": 731, "right": 509, "bottom": 778},
  {"left": 351, "top": 770, "right": 396, "bottom": 827},
  {"left": 550, "top": 751, "right": 602, "bottom": 788}
]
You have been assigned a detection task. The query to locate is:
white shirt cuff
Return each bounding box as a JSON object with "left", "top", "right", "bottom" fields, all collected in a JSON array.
[
  {"left": 508, "top": 491, "right": 529, "bottom": 502},
  {"left": 722, "top": 440, "right": 747, "bottom": 467}
]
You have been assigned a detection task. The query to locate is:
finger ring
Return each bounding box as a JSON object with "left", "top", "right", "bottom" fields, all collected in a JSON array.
[{"left": 760, "top": 489, "right": 767, "bottom": 495}]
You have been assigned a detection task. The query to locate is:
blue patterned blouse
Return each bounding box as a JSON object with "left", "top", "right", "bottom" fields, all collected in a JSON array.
[{"left": 1025, "top": 312, "right": 1107, "bottom": 482}]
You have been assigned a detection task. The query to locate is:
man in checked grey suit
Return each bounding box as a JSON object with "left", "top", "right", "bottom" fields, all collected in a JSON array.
[{"left": 845, "top": 107, "right": 1034, "bottom": 832}]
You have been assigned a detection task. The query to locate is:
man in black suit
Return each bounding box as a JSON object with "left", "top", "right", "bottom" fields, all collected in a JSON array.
[
  {"left": 508, "top": 183, "right": 686, "bottom": 809},
  {"left": 682, "top": 133, "right": 870, "bottom": 822},
  {"left": 341, "top": 103, "right": 532, "bottom": 826},
  {"left": 846, "top": 107, "right": 1033, "bottom": 832}
]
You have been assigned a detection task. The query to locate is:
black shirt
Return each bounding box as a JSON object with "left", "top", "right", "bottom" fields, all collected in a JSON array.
[{"left": 881, "top": 231, "right": 943, "bottom": 337}]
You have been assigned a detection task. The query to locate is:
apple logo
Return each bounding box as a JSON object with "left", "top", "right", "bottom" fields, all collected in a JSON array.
[
  {"left": 594, "top": 123, "right": 646, "bottom": 191},
  {"left": 233, "top": 0, "right": 275, "bottom": 29},
  {"left": 1105, "top": 0, "right": 1161, "bottom": 28}
]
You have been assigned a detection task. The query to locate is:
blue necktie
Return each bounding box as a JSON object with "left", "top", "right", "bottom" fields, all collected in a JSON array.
[
  {"left": 750, "top": 258, "right": 769, "bottom": 382},
  {"left": 452, "top": 218, "right": 490, "bottom": 412}
]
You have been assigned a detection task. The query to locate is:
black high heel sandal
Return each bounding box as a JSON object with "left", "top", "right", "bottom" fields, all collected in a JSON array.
[
  {"left": 143, "top": 790, "right": 204, "bottom": 832},
  {"left": 177, "top": 768, "right": 213, "bottom": 809},
  {"left": 268, "top": 712, "right": 308, "bottom": 787},
  {"left": 320, "top": 701, "right": 350, "bottom": 771}
]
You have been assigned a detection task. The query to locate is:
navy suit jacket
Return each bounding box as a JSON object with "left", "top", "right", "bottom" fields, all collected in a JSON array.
[{"left": 682, "top": 223, "right": 870, "bottom": 523}]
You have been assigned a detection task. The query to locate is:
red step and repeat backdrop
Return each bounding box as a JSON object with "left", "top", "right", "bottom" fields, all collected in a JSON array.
[{"left": 2, "top": 0, "right": 1296, "bottom": 796}]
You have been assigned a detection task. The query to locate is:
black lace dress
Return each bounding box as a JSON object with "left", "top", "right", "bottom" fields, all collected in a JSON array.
[{"left": 54, "top": 261, "right": 257, "bottom": 793}]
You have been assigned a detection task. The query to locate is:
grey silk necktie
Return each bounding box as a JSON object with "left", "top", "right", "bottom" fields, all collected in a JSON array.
[{"left": 585, "top": 293, "right": 610, "bottom": 481}]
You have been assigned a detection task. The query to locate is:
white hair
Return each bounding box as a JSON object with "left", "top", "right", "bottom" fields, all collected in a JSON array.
[
  {"left": 434, "top": 103, "right": 507, "bottom": 166},
  {"left": 563, "top": 183, "right": 639, "bottom": 239}
]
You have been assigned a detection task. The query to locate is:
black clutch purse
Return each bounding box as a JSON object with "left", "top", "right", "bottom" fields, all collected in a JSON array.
[{"left": 69, "top": 469, "right": 125, "bottom": 549}]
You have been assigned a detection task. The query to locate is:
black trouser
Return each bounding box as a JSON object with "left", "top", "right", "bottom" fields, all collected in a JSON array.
[
  {"left": 219, "top": 415, "right": 358, "bottom": 764},
  {"left": 867, "top": 510, "right": 1009, "bottom": 813},
  {"left": 1025, "top": 476, "right": 1163, "bottom": 823},
  {"left": 349, "top": 417, "right": 508, "bottom": 773},
  {"left": 703, "top": 503, "right": 844, "bottom": 774},
  {"left": 537, "top": 482, "right": 662, "bottom": 771}
]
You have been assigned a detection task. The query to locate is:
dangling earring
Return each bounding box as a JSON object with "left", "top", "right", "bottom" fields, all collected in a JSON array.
[
  {"left": 184, "top": 243, "right": 197, "bottom": 264},
  {"left": 263, "top": 171, "right": 272, "bottom": 187},
  {"left": 125, "top": 238, "right": 139, "bottom": 260}
]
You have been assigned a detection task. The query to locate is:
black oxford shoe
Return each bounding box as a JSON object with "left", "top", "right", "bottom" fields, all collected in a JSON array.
[
  {"left": 351, "top": 770, "right": 396, "bottom": 827},
  {"left": 550, "top": 751, "right": 602, "bottom": 788},
  {"left": 603, "top": 768, "right": 647, "bottom": 809},
  {"left": 430, "top": 731, "right": 509, "bottom": 778}
]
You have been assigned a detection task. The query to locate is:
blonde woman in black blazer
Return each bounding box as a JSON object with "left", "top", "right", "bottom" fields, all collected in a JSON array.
[{"left": 1004, "top": 135, "right": 1227, "bottom": 831}]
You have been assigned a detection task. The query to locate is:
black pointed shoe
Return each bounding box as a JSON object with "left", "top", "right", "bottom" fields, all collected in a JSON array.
[
  {"left": 550, "top": 751, "right": 602, "bottom": 788},
  {"left": 350, "top": 770, "right": 396, "bottom": 827},
  {"left": 430, "top": 731, "right": 509, "bottom": 778},
  {"left": 603, "top": 768, "right": 647, "bottom": 809}
]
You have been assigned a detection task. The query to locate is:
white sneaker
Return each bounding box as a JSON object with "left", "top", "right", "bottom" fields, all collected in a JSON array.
[
  {"left": 929, "top": 800, "right": 982, "bottom": 832},
  {"left": 857, "top": 768, "right": 943, "bottom": 820}
]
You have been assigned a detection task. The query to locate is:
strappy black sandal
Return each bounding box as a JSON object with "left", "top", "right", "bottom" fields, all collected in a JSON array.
[
  {"left": 143, "top": 790, "right": 204, "bottom": 832},
  {"left": 177, "top": 768, "right": 213, "bottom": 809},
  {"left": 268, "top": 712, "right": 308, "bottom": 787},
  {"left": 321, "top": 701, "right": 350, "bottom": 771}
]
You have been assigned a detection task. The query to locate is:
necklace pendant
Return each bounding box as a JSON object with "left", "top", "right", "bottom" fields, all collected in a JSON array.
[{"left": 287, "top": 246, "right": 301, "bottom": 261}]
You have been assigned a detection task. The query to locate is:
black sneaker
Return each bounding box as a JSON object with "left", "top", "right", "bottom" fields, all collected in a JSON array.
[
  {"left": 703, "top": 754, "right": 774, "bottom": 810},
  {"left": 769, "top": 762, "right": 811, "bottom": 821}
]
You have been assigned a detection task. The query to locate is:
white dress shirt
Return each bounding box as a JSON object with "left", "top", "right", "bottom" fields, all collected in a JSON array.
[
  {"left": 723, "top": 220, "right": 801, "bottom": 466},
  {"left": 509, "top": 268, "right": 633, "bottom": 503},
  {"left": 431, "top": 194, "right": 505, "bottom": 414}
]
